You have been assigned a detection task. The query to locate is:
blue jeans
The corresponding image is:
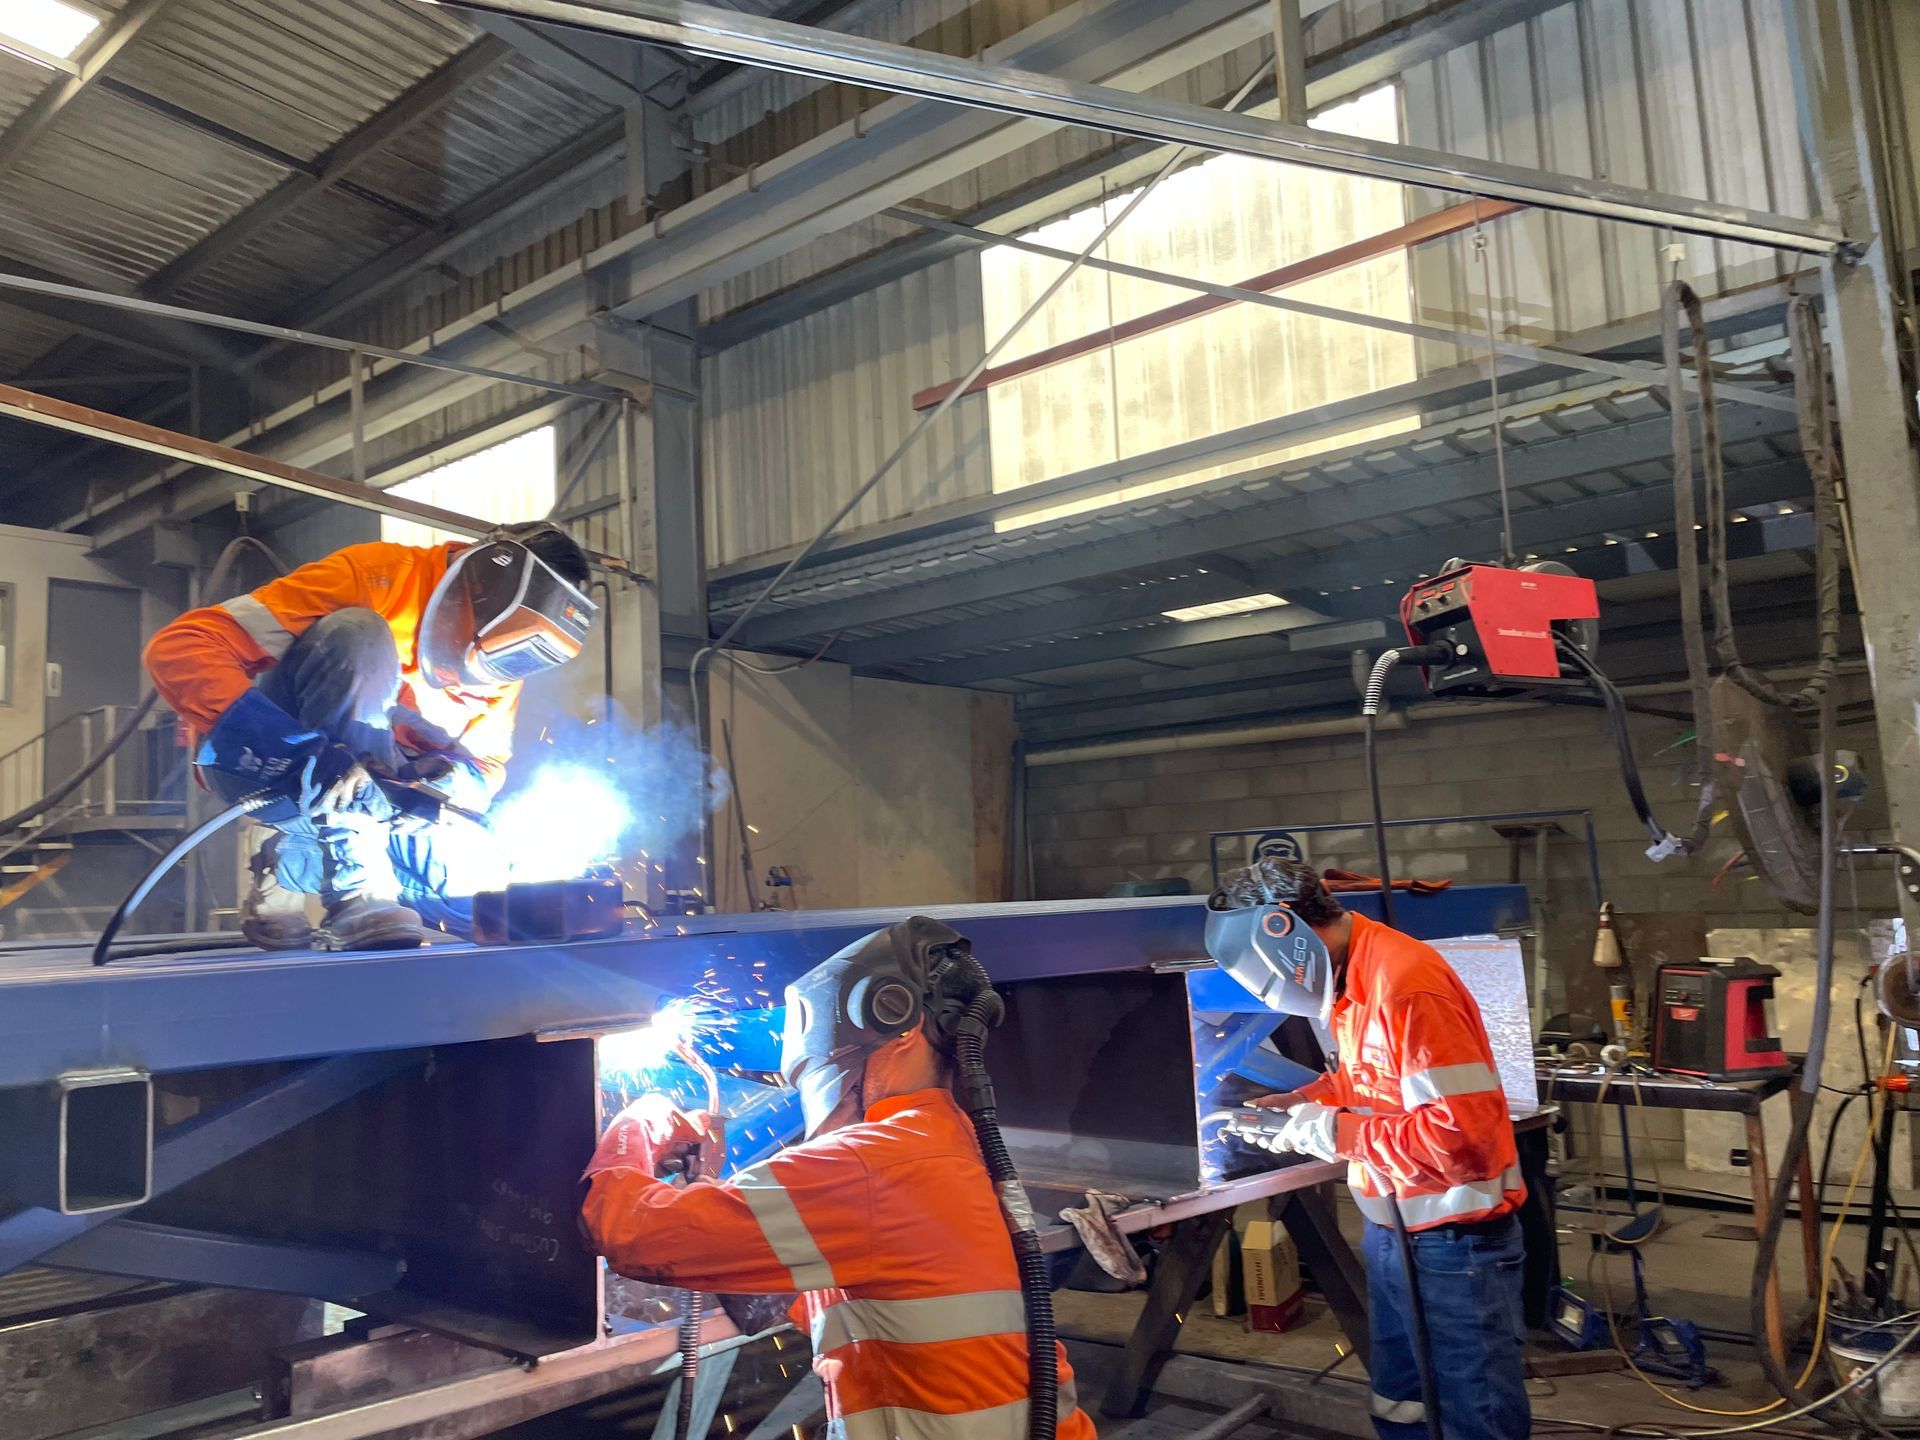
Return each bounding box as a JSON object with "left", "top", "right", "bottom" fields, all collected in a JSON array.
[
  {"left": 1363, "top": 1214, "right": 1530, "bottom": 1440},
  {"left": 206, "top": 608, "right": 492, "bottom": 933}
]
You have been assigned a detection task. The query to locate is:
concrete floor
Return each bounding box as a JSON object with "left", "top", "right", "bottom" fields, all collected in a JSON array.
[{"left": 1057, "top": 1188, "right": 1821, "bottom": 1438}]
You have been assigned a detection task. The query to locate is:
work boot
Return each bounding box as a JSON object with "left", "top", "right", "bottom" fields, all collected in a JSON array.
[
  {"left": 240, "top": 840, "right": 315, "bottom": 951},
  {"left": 312, "top": 893, "right": 426, "bottom": 951}
]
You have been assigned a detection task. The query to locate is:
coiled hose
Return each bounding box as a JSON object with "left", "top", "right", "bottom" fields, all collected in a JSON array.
[
  {"left": 92, "top": 791, "right": 276, "bottom": 965},
  {"left": 950, "top": 973, "right": 1056, "bottom": 1440},
  {"left": 1359, "top": 644, "right": 1450, "bottom": 1440},
  {"left": 676, "top": 1292, "right": 704, "bottom": 1440}
]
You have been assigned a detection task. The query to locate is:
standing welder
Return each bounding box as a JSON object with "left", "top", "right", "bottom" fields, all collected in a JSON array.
[
  {"left": 144, "top": 524, "right": 594, "bottom": 950},
  {"left": 582, "top": 918, "right": 1094, "bottom": 1440},
  {"left": 1206, "top": 858, "right": 1527, "bottom": 1440}
]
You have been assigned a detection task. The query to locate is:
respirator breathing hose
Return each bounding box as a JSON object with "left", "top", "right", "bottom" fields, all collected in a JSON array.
[
  {"left": 948, "top": 958, "right": 1056, "bottom": 1440},
  {"left": 1359, "top": 644, "right": 1450, "bottom": 1440}
]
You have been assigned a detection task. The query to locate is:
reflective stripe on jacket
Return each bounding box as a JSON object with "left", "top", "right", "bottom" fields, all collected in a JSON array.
[
  {"left": 582, "top": 1088, "right": 1095, "bottom": 1440},
  {"left": 143, "top": 541, "right": 517, "bottom": 793},
  {"left": 1302, "top": 914, "right": 1524, "bottom": 1229}
]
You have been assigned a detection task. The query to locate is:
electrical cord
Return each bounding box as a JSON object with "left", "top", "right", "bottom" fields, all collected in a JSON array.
[{"left": 1554, "top": 635, "right": 1695, "bottom": 861}]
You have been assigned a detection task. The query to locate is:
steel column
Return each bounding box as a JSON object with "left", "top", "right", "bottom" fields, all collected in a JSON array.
[
  {"left": 430, "top": 0, "right": 1847, "bottom": 253},
  {"left": 1791, "top": 0, "right": 1920, "bottom": 922}
]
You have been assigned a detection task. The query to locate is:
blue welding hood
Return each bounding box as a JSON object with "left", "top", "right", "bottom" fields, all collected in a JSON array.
[{"left": 1203, "top": 902, "right": 1335, "bottom": 1023}]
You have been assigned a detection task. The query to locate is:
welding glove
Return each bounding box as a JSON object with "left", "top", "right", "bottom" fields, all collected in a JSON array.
[
  {"left": 198, "top": 690, "right": 324, "bottom": 794},
  {"left": 292, "top": 746, "right": 396, "bottom": 823},
  {"left": 584, "top": 1094, "right": 728, "bottom": 1184},
  {"left": 1269, "top": 1101, "right": 1341, "bottom": 1163}
]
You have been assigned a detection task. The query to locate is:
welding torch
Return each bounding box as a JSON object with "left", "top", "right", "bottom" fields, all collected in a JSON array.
[{"left": 658, "top": 1039, "right": 726, "bottom": 1182}]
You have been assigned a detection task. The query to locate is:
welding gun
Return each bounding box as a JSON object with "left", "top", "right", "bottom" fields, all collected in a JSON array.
[
  {"left": 369, "top": 773, "right": 490, "bottom": 830},
  {"left": 1202, "top": 1105, "right": 1296, "bottom": 1151}
]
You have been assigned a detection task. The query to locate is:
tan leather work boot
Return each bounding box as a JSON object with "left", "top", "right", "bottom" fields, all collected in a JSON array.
[
  {"left": 312, "top": 893, "right": 425, "bottom": 951},
  {"left": 239, "top": 848, "right": 315, "bottom": 951}
]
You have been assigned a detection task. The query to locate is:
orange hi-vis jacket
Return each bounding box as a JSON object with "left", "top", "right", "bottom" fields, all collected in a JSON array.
[
  {"left": 583, "top": 1088, "right": 1094, "bottom": 1440},
  {"left": 143, "top": 541, "right": 518, "bottom": 794},
  {"left": 1296, "top": 913, "right": 1525, "bottom": 1230}
]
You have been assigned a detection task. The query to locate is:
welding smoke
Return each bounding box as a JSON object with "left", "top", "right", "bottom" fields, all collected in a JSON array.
[{"left": 484, "top": 701, "right": 727, "bottom": 885}]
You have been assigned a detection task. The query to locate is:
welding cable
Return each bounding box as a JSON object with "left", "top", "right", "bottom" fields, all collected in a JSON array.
[
  {"left": 946, "top": 961, "right": 1055, "bottom": 1440},
  {"left": 676, "top": 1291, "right": 705, "bottom": 1440},
  {"left": 1356, "top": 645, "right": 1449, "bottom": 1440},
  {"left": 1554, "top": 636, "right": 1696, "bottom": 862},
  {"left": 1749, "top": 676, "right": 1843, "bottom": 1410},
  {"left": 0, "top": 534, "right": 288, "bottom": 842},
  {"left": 1358, "top": 643, "right": 1450, "bottom": 928},
  {"left": 91, "top": 791, "right": 277, "bottom": 966}
]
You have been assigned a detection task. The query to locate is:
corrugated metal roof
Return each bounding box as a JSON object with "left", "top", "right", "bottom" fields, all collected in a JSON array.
[
  {"left": 0, "top": 0, "right": 618, "bottom": 387},
  {"left": 115, "top": 0, "right": 473, "bottom": 165}
]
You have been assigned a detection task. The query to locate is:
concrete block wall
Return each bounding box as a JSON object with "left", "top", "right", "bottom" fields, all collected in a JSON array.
[{"left": 1027, "top": 676, "right": 1893, "bottom": 937}]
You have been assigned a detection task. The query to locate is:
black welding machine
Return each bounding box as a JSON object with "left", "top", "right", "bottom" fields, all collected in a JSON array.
[{"left": 1651, "top": 956, "right": 1793, "bottom": 1081}]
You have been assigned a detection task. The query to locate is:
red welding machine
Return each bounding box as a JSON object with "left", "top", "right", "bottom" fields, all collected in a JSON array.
[
  {"left": 1652, "top": 956, "right": 1793, "bottom": 1081},
  {"left": 1401, "top": 560, "right": 1600, "bottom": 699}
]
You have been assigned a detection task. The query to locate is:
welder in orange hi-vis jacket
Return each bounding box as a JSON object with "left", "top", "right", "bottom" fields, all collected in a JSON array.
[
  {"left": 1206, "top": 857, "right": 1528, "bottom": 1440},
  {"left": 143, "top": 523, "right": 595, "bottom": 952},
  {"left": 582, "top": 918, "right": 1095, "bottom": 1440}
]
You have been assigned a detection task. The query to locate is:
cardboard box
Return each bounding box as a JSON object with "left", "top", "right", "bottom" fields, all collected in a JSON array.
[{"left": 1241, "top": 1218, "right": 1304, "bottom": 1333}]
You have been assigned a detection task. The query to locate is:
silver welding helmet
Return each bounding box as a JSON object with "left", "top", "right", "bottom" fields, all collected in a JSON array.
[
  {"left": 1203, "top": 899, "right": 1335, "bottom": 1023},
  {"left": 418, "top": 531, "right": 596, "bottom": 690},
  {"left": 779, "top": 916, "right": 987, "bottom": 1138}
]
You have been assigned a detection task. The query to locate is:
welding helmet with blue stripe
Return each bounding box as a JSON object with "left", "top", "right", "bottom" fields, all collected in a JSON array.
[
  {"left": 780, "top": 916, "right": 995, "bottom": 1138},
  {"left": 1204, "top": 897, "right": 1335, "bottom": 1022}
]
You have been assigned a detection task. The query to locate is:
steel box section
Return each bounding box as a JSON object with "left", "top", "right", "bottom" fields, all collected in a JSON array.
[
  {"left": 0, "top": 1068, "right": 153, "bottom": 1215},
  {"left": 130, "top": 1037, "right": 602, "bottom": 1357}
]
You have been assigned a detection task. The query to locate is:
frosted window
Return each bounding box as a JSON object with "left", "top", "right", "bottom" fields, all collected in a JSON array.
[
  {"left": 981, "top": 85, "right": 1417, "bottom": 529},
  {"left": 381, "top": 428, "right": 557, "bottom": 549}
]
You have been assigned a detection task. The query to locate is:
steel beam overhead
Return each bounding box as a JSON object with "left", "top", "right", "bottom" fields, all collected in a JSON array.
[
  {"left": 0, "top": 0, "right": 180, "bottom": 181},
  {"left": 0, "top": 384, "right": 497, "bottom": 538},
  {"left": 471, "top": 13, "right": 652, "bottom": 106},
  {"left": 433, "top": 0, "right": 1848, "bottom": 253},
  {"left": 700, "top": 0, "right": 1581, "bottom": 351}
]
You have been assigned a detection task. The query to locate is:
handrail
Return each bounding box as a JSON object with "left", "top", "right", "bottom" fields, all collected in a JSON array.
[{"left": 0, "top": 703, "right": 130, "bottom": 771}]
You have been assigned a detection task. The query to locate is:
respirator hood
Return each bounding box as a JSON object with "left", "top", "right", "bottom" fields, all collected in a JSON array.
[
  {"left": 1203, "top": 898, "right": 1335, "bottom": 1022},
  {"left": 418, "top": 535, "right": 596, "bottom": 690},
  {"left": 779, "top": 916, "right": 999, "bottom": 1138}
]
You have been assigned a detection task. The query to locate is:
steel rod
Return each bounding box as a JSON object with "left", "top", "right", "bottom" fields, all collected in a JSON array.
[
  {"left": 0, "top": 383, "right": 495, "bottom": 538},
  {"left": 427, "top": 0, "right": 1849, "bottom": 254},
  {"left": 896, "top": 206, "right": 1799, "bottom": 413}
]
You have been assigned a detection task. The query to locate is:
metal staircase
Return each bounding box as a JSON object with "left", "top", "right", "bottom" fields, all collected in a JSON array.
[{"left": 0, "top": 705, "right": 188, "bottom": 937}]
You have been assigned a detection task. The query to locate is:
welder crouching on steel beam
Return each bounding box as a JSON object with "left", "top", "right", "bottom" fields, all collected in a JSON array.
[
  {"left": 581, "top": 918, "right": 1093, "bottom": 1440},
  {"left": 143, "top": 524, "right": 595, "bottom": 950}
]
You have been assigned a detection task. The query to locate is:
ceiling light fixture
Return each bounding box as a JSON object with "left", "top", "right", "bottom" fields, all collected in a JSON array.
[{"left": 1161, "top": 592, "right": 1291, "bottom": 623}]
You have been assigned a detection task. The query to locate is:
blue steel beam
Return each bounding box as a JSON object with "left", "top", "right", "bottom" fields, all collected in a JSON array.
[
  {"left": 46, "top": 1219, "right": 404, "bottom": 1298},
  {"left": 0, "top": 1050, "right": 425, "bottom": 1276},
  {"left": 0, "top": 893, "right": 1523, "bottom": 1088}
]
